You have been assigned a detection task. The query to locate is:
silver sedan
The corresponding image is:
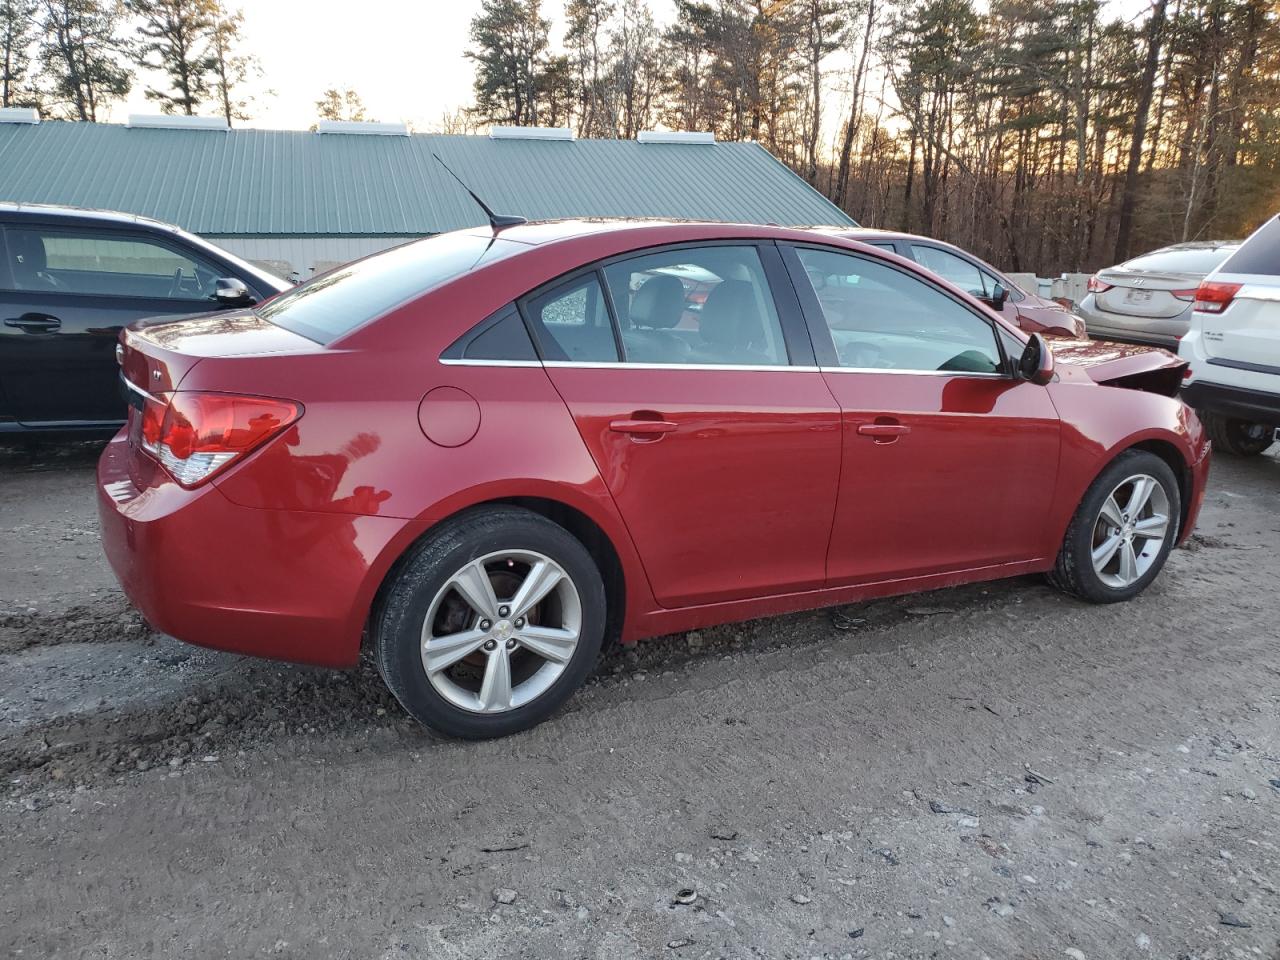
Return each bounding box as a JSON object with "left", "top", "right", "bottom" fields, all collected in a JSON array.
[{"left": 1078, "top": 241, "right": 1240, "bottom": 347}]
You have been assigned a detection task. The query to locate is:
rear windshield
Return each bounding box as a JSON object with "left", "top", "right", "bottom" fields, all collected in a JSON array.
[
  {"left": 1122, "top": 246, "right": 1238, "bottom": 275},
  {"left": 259, "top": 232, "right": 518, "bottom": 343},
  {"left": 1219, "top": 215, "right": 1280, "bottom": 276}
]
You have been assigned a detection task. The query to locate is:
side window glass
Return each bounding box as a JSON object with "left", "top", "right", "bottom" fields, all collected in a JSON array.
[
  {"left": 601, "top": 245, "right": 788, "bottom": 366},
  {"left": 5, "top": 227, "right": 221, "bottom": 300},
  {"left": 525, "top": 273, "right": 619, "bottom": 362},
  {"left": 452, "top": 307, "right": 537, "bottom": 361},
  {"left": 795, "top": 247, "right": 1003, "bottom": 375},
  {"left": 910, "top": 244, "right": 988, "bottom": 298}
]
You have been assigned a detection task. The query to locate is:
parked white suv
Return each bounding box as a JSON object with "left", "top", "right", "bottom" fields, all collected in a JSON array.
[{"left": 1180, "top": 213, "right": 1280, "bottom": 456}]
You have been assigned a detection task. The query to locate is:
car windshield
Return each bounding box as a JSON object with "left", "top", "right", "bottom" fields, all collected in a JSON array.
[
  {"left": 259, "top": 232, "right": 518, "bottom": 343},
  {"left": 1122, "top": 246, "right": 1237, "bottom": 275}
]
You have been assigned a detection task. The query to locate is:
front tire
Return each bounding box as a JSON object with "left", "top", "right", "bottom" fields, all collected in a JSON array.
[
  {"left": 1202, "top": 412, "right": 1274, "bottom": 457},
  {"left": 1049, "top": 450, "right": 1181, "bottom": 603},
  {"left": 374, "top": 506, "right": 606, "bottom": 739}
]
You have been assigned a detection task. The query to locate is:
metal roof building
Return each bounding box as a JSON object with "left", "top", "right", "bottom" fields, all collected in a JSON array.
[{"left": 0, "top": 114, "right": 853, "bottom": 279}]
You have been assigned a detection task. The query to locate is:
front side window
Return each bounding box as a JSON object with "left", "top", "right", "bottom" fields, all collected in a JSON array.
[
  {"left": 795, "top": 246, "right": 1003, "bottom": 374},
  {"left": 910, "top": 244, "right": 990, "bottom": 298},
  {"left": 4, "top": 227, "right": 223, "bottom": 300},
  {"left": 601, "top": 245, "right": 788, "bottom": 365}
]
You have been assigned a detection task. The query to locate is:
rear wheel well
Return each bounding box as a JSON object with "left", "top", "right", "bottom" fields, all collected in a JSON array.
[
  {"left": 366, "top": 497, "right": 627, "bottom": 655},
  {"left": 1127, "top": 439, "right": 1192, "bottom": 536}
]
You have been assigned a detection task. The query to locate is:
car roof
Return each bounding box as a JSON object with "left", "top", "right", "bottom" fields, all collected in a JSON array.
[
  {"left": 0, "top": 200, "right": 193, "bottom": 233},
  {"left": 457, "top": 218, "right": 851, "bottom": 248}
]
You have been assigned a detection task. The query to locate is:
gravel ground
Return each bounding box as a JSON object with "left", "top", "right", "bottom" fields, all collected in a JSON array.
[{"left": 1, "top": 440, "right": 1278, "bottom": 960}]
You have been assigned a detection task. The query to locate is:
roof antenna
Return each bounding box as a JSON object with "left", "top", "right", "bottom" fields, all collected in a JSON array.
[{"left": 432, "top": 153, "right": 527, "bottom": 231}]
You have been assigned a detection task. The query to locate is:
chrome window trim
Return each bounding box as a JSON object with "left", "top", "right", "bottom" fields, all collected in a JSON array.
[
  {"left": 542, "top": 360, "right": 820, "bottom": 372},
  {"left": 439, "top": 358, "right": 543, "bottom": 368},
  {"left": 818, "top": 366, "right": 1007, "bottom": 378},
  {"left": 436, "top": 356, "right": 1010, "bottom": 377}
]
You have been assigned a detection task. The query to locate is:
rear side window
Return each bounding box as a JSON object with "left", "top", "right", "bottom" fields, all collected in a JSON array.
[
  {"left": 525, "top": 274, "right": 620, "bottom": 362},
  {"left": 1219, "top": 216, "right": 1280, "bottom": 276},
  {"left": 4, "top": 226, "right": 223, "bottom": 300},
  {"left": 601, "top": 245, "right": 789, "bottom": 366},
  {"left": 1124, "top": 246, "right": 1238, "bottom": 274},
  {"left": 259, "top": 233, "right": 520, "bottom": 343}
]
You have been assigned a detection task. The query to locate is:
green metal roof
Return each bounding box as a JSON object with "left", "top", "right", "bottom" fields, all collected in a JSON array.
[{"left": 0, "top": 122, "right": 853, "bottom": 236}]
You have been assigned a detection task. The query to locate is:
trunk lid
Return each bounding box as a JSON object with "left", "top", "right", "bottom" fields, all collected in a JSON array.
[
  {"left": 1093, "top": 269, "right": 1202, "bottom": 320},
  {"left": 1050, "top": 339, "right": 1188, "bottom": 397}
]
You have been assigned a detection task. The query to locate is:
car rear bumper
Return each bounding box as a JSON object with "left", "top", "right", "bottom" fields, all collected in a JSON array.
[
  {"left": 96, "top": 431, "right": 407, "bottom": 668},
  {"left": 1180, "top": 380, "right": 1280, "bottom": 427},
  {"left": 1078, "top": 295, "right": 1188, "bottom": 347}
]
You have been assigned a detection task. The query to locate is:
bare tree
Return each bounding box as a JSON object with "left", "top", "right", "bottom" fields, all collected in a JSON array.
[
  {"left": 39, "top": 0, "right": 132, "bottom": 121},
  {"left": 1, "top": 0, "right": 40, "bottom": 108}
]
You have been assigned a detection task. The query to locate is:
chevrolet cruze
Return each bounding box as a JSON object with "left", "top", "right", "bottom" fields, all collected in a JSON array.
[{"left": 98, "top": 221, "right": 1210, "bottom": 738}]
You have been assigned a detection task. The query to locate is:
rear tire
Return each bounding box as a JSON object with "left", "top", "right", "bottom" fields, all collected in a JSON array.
[
  {"left": 1202, "top": 412, "right": 1274, "bottom": 457},
  {"left": 373, "top": 506, "right": 606, "bottom": 739},
  {"left": 1049, "top": 450, "right": 1181, "bottom": 603}
]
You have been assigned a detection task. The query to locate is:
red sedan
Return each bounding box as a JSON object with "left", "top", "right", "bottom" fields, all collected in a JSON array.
[{"left": 98, "top": 221, "right": 1210, "bottom": 738}]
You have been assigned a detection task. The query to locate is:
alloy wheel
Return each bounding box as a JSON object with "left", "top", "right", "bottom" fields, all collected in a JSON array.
[
  {"left": 420, "top": 550, "right": 582, "bottom": 714},
  {"left": 1090, "top": 473, "right": 1171, "bottom": 589}
]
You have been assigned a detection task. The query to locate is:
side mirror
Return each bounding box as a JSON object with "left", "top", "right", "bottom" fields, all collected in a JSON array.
[
  {"left": 1018, "top": 332, "right": 1055, "bottom": 385},
  {"left": 214, "top": 277, "right": 257, "bottom": 307},
  {"left": 982, "top": 283, "right": 1008, "bottom": 311}
]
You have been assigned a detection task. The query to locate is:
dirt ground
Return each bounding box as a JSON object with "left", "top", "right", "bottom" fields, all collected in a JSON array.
[{"left": 1, "top": 440, "right": 1278, "bottom": 960}]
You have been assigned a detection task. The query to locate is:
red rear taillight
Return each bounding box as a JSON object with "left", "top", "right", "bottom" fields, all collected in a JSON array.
[
  {"left": 1194, "top": 281, "right": 1241, "bottom": 314},
  {"left": 1087, "top": 275, "right": 1112, "bottom": 293},
  {"left": 139, "top": 391, "right": 301, "bottom": 488},
  {"left": 1171, "top": 288, "right": 1199, "bottom": 302}
]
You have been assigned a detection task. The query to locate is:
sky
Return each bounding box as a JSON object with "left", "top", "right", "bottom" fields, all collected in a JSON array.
[
  {"left": 115, "top": 0, "right": 679, "bottom": 132},
  {"left": 111, "top": 0, "right": 1149, "bottom": 135}
]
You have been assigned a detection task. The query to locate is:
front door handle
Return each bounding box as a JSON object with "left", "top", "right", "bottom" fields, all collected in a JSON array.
[
  {"left": 4, "top": 313, "right": 61, "bottom": 332},
  {"left": 610, "top": 417, "right": 678, "bottom": 437},
  {"left": 857, "top": 422, "right": 911, "bottom": 440}
]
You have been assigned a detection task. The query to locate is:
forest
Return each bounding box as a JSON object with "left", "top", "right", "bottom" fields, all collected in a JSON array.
[{"left": 3, "top": 0, "right": 1279, "bottom": 274}]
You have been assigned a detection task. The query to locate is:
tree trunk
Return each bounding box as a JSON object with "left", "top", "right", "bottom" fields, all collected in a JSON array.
[{"left": 1113, "top": 0, "right": 1167, "bottom": 264}]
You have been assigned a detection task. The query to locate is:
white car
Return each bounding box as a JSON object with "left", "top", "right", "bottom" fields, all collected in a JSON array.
[{"left": 1180, "top": 213, "right": 1280, "bottom": 456}]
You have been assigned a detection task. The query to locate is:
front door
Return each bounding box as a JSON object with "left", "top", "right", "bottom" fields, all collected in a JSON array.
[
  {"left": 0, "top": 222, "right": 229, "bottom": 426},
  {"left": 784, "top": 243, "right": 1061, "bottom": 584},
  {"left": 526, "top": 242, "right": 842, "bottom": 608}
]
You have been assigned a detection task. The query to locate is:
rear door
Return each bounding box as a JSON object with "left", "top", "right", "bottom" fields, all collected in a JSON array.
[
  {"left": 1202, "top": 217, "right": 1280, "bottom": 369},
  {"left": 0, "top": 219, "right": 231, "bottom": 426},
  {"left": 782, "top": 242, "right": 1061, "bottom": 583},
  {"left": 527, "top": 241, "right": 842, "bottom": 608}
]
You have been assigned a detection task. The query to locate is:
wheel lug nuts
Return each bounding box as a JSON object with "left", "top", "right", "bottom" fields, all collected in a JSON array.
[
  {"left": 498, "top": 605, "right": 510, "bottom": 617},
  {"left": 479, "top": 620, "right": 491, "bottom": 630},
  {"left": 514, "top": 618, "right": 524, "bottom": 628},
  {"left": 483, "top": 639, "right": 497, "bottom": 651},
  {"left": 506, "top": 638, "right": 517, "bottom": 649}
]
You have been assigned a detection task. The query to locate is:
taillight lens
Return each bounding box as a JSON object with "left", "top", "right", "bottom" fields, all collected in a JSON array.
[
  {"left": 1171, "top": 288, "right": 1199, "bottom": 302},
  {"left": 1087, "top": 275, "right": 1112, "bottom": 293},
  {"left": 1193, "top": 281, "right": 1241, "bottom": 314},
  {"left": 139, "top": 391, "right": 301, "bottom": 487}
]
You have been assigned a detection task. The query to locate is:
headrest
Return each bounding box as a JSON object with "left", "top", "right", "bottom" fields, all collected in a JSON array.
[
  {"left": 699, "top": 279, "right": 761, "bottom": 346},
  {"left": 629, "top": 274, "right": 685, "bottom": 330}
]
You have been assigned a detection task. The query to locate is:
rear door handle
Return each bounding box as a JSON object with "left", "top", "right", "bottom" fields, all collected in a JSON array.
[
  {"left": 610, "top": 418, "right": 678, "bottom": 436},
  {"left": 857, "top": 423, "right": 911, "bottom": 439},
  {"left": 4, "top": 313, "right": 61, "bottom": 332}
]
